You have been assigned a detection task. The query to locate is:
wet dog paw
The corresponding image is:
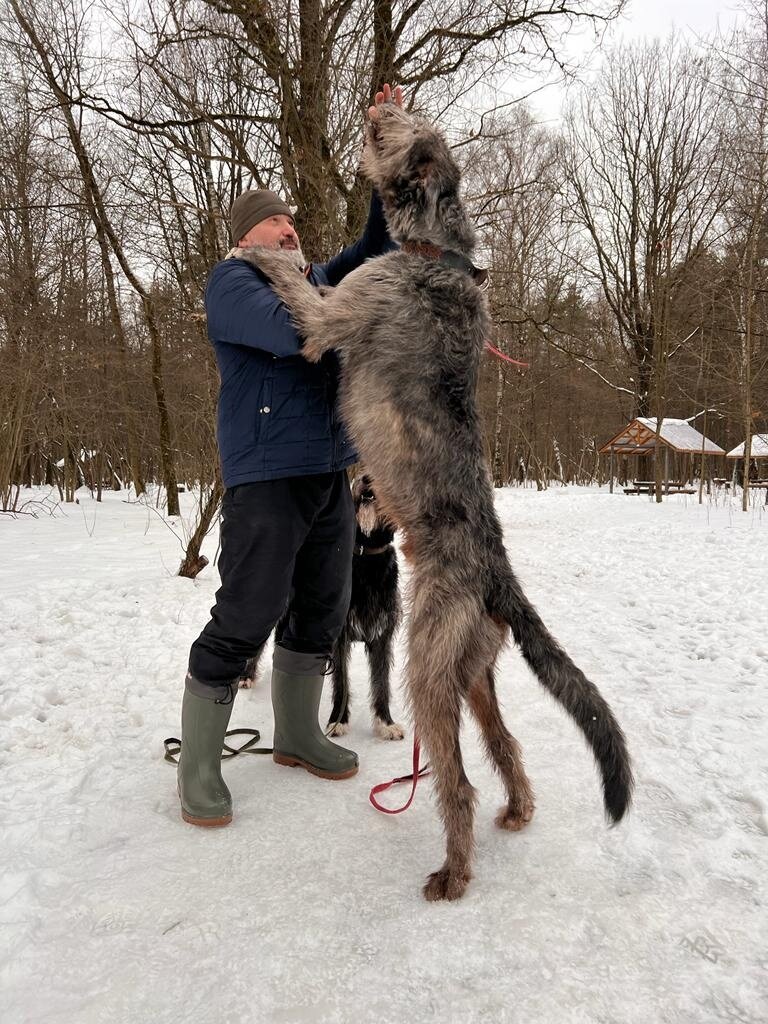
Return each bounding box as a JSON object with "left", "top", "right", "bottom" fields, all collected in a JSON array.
[
  {"left": 495, "top": 799, "right": 535, "bottom": 832},
  {"left": 422, "top": 867, "right": 471, "bottom": 902}
]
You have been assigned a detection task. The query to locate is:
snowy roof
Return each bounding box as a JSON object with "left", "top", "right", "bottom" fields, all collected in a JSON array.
[
  {"left": 726, "top": 434, "right": 768, "bottom": 459},
  {"left": 599, "top": 418, "right": 725, "bottom": 455}
]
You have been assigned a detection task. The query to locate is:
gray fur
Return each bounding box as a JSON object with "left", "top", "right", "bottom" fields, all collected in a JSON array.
[{"left": 233, "top": 101, "right": 633, "bottom": 901}]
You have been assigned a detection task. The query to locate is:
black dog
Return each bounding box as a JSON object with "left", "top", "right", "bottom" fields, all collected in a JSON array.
[
  {"left": 240, "top": 475, "right": 404, "bottom": 739},
  {"left": 327, "top": 474, "right": 403, "bottom": 739}
]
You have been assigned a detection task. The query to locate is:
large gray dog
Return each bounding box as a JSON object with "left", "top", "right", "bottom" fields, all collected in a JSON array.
[{"left": 233, "top": 102, "right": 633, "bottom": 901}]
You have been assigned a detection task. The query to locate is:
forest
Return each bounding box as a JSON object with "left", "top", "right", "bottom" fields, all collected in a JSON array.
[{"left": 1, "top": 0, "right": 766, "bottom": 540}]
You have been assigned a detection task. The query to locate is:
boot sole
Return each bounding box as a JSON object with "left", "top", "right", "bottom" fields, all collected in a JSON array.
[
  {"left": 180, "top": 808, "right": 233, "bottom": 827},
  {"left": 273, "top": 752, "right": 358, "bottom": 780},
  {"left": 178, "top": 785, "right": 232, "bottom": 827}
]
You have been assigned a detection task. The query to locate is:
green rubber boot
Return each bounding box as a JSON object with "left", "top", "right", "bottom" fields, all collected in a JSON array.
[
  {"left": 271, "top": 647, "right": 359, "bottom": 780},
  {"left": 177, "top": 674, "right": 236, "bottom": 826}
]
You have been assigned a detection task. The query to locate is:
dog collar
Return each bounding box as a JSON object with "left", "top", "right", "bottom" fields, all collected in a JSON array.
[{"left": 401, "top": 240, "right": 489, "bottom": 290}]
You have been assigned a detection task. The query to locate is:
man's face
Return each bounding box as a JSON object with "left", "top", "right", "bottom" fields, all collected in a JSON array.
[{"left": 239, "top": 214, "right": 300, "bottom": 252}]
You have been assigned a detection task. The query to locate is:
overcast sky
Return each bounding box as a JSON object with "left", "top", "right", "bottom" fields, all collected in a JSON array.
[
  {"left": 522, "top": 0, "right": 745, "bottom": 122},
  {"left": 611, "top": 0, "right": 741, "bottom": 41}
]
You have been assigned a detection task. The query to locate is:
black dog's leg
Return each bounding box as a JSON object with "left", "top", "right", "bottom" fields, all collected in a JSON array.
[
  {"left": 366, "top": 632, "right": 404, "bottom": 740},
  {"left": 240, "top": 609, "right": 287, "bottom": 689},
  {"left": 274, "top": 610, "right": 287, "bottom": 646},
  {"left": 328, "top": 631, "right": 351, "bottom": 735}
]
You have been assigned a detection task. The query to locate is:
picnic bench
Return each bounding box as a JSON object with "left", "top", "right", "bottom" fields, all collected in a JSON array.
[
  {"left": 623, "top": 480, "right": 696, "bottom": 495},
  {"left": 713, "top": 478, "right": 768, "bottom": 502},
  {"left": 624, "top": 478, "right": 767, "bottom": 502}
]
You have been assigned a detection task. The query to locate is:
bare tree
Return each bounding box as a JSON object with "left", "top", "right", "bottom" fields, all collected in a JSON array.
[
  {"left": 717, "top": 2, "right": 768, "bottom": 509},
  {"left": 562, "top": 38, "right": 732, "bottom": 497},
  {"left": 6, "top": 0, "right": 181, "bottom": 512}
]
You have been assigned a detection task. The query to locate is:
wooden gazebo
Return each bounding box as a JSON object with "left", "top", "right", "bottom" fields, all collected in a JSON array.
[
  {"left": 726, "top": 434, "right": 768, "bottom": 501},
  {"left": 725, "top": 433, "right": 768, "bottom": 462},
  {"left": 599, "top": 417, "right": 725, "bottom": 493}
]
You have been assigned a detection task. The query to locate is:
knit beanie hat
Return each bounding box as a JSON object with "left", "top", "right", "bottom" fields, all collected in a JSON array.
[{"left": 230, "top": 190, "right": 293, "bottom": 244}]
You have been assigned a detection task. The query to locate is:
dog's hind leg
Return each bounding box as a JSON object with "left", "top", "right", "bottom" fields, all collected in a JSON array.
[
  {"left": 366, "top": 632, "right": 404, "bottom": 740},
  {"left": 467, "top": 667, "right": 535, "bottom": 831},
  {"left": 328, "top": 632, "right": 351, "bottom": 735},
  {"left": 407, "top": 652, "right": 476, "bottom": 900},
  {"left": 417, "top": 697, "right": 476, "bottom": 900}
]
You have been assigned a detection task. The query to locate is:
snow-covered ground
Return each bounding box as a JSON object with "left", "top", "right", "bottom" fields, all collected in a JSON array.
[{"left": 1, "top": 485, "right": 766, "bottom": 1024}]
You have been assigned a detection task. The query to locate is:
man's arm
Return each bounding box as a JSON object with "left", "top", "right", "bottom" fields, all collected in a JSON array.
[
  {"left": 320, "top": 191, "right": 395, "bottom": 287},
  {"left": 320, "top": 85, "right": 403, "bottom": 286},
  {"left": 205, "top": 260, "right": 302, "bottom": 358}
]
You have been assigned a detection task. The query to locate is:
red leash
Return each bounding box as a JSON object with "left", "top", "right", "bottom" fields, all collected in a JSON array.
[
  {"left": 485, "top": 341, "right": 529, "bottom": 368},
  {"left": 369, "top": 736, "right": 431, "bottom": 814}
]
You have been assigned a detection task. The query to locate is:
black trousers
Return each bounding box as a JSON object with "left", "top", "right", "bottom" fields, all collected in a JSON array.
[{"left": 188, "top": 471, "right": 355, "bottom": 687}]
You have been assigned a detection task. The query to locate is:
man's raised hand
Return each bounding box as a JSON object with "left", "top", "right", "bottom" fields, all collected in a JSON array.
[{"left": 368, "top": 84, "right": 404, "bottom": 121}]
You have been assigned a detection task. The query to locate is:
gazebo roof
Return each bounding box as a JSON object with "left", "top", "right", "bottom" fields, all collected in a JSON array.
[
  {"left": 599, "top": 417, "right": 725, "bottom": 455},
  {"left": 726, "top": 434, "right": 768, "bottom": 459}
]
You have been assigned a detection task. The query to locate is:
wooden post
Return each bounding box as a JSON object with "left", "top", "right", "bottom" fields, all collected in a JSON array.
[
  {"left": 664, "top": 446, "right": 670, "bottom": 493},
  {"left": 653, "top": 446, "right": 657, "bottom": 499},
  {"left": 609, "top": 447, "right": 615, "bottom": 493}
]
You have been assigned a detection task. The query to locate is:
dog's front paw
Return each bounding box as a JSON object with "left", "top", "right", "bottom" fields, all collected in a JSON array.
[
  {"left": 374, "top": 719, "right": 405, "bottom": 741},
  {"left": 238, "top": 678, "right": 255, "bottom": 689},
  {"left": 328, "top": 721, "right": 350, "bottom": 737},
  {"left": 495, "top": 798, "right": 535, "bottom": 832},
  {"left": 301, "top": 338, "right": 325, "bottom": 363},
  {"left": 422, "top": 867, "right": 471, "bottom": 902},
  {"left": 236, "top": 246, "right": 301, "bottom": 285}
]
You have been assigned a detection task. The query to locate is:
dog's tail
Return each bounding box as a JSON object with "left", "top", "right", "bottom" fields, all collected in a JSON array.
[{"left": 489, "top": 568, "right": 633, "bottom": 823}]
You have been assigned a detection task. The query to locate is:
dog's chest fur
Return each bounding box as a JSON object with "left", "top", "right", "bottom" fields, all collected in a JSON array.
[{"left": 347, "top": 529, "right": 400, "bottom": 643}]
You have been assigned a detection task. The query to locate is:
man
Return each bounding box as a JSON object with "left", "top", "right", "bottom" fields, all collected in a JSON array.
[{"left": 177, "top": 86, "right": 402, "bottom": 827}]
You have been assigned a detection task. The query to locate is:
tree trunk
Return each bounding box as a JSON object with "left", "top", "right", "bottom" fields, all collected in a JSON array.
[{"left": 178, "top": 479, "right": 224, "bottom": 578}]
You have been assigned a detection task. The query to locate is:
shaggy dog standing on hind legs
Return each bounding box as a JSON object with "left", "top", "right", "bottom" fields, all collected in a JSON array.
[{"left": 233, "top": 98, "right": 634, "bottom": 902}]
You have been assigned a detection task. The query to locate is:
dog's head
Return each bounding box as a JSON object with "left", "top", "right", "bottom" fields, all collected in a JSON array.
[
  {"left": 361, "top": 103, "right": 476, "bottom": 255},
  {"left": 352, "top": 473, "right": 395, "bottom": 544}
]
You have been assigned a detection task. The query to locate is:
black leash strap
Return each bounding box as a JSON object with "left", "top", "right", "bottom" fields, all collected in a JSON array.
[
  {"left": 164, "top": 660, "right": 350, "bottom": 765},
  {"left": 163, "top": 728, "right": 272, "bottom": 765}
]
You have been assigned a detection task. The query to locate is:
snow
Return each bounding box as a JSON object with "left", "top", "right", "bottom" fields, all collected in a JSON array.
[
  {"left": 637, "top": 418, "right": 726, "bottom": 455},
  {"left": 1, "top": 485, "right": 766, "bottom": 1024},
  {"left": 727, "top": 434, "right": 768, "bottom": 460}
]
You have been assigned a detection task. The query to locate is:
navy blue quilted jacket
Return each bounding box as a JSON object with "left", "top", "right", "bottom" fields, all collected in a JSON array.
[{"left": 206, "top": 194, "right": 394, "bottom": 487}]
